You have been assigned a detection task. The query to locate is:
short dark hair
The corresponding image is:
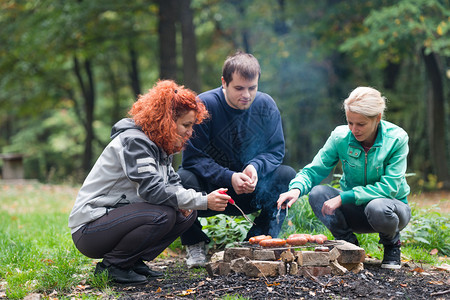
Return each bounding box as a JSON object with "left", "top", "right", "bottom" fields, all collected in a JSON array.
[{"left": 222, "top": 51, "right": 261, "bottom": 85}]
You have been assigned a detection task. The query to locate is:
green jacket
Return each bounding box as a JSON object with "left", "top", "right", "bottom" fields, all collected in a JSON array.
[{"left": 289, "top": 120, "right": 410, "bottom": 206}]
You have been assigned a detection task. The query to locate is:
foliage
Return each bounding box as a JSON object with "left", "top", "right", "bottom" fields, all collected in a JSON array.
[
  {"left": 340, "top": 0, "right": 450, "bottom": 58},
  {"left": 200, "top": 215, "right": 253, "bottom": 249},
  {"left": 0, "top": 0, "right": 449, "bottom": 186},
  {"left": 402, "top": 205, "right": 450, "bottom": 256}
]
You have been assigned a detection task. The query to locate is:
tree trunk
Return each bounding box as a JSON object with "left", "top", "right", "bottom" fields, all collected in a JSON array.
[
  {"left": 179, "top": 0, "right": 200, "bottom": 92},
  {"left": 158, "top": 0, "right": 177, "bottom": 80},
  {"left": 128, "top": 40, "right": 141, "bottom": 97},
  {"left": 73, "top": 55, "right": 95, "bottom": 174},
  {"left": 421, "top": 48, "right": 449, "bottom": 187}
]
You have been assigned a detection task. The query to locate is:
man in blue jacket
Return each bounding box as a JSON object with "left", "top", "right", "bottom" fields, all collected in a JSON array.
[{"left": 178, "top": 51, "right": 296, "bottom": 268}]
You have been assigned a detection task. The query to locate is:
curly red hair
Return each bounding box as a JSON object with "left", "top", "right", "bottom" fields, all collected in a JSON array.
[{"left": 128, "top": 80, "right": 208, "bottom": 154}]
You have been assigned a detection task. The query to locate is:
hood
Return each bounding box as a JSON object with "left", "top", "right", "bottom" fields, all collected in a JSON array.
[{"left": 110, "top": 118, "right": 141, "bottom": 139}]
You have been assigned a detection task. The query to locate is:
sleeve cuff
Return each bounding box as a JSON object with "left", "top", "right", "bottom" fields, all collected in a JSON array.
[
  {"left": 288, "top": 182, "right": 303, "bottom": 195},
  {"left": 340, "top": 190, "right": 356, "bottom": 205}
]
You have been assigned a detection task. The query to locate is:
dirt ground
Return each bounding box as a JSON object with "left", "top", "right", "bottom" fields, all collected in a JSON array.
[
  {"left": 111, "top": 258, "right": 450, "bottom": 300},
  {"left": 109, "top": 191, "right": 450, "bottom": 300}
]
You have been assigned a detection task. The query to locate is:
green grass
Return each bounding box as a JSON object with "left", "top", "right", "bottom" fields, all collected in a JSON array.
[
  {"left": 0, "top": 182, "right": 448, "bottom": 299},
  {"left": 0, "top": 183, "right": 115, "bottom": 299}
]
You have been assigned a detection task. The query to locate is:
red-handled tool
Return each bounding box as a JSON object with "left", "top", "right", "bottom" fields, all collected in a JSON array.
[{"left": 219, "top": 190, "right": 256, "bottom": 225}]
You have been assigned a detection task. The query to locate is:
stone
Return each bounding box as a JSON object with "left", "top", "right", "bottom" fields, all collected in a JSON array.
[
  {"left": 330, "top": 260, "right": 347, "bottom": 275},
  {"left": 253, "top": 249, "right": 276, "bottom": 261},
  {"left": 341, "top": 262, "right": 364, "bottom": 273},
  {"left": 288, "top": 262, "right": 298, "bottom": 275},
  {"left": 243, "top": 260, "right": 285, "bottom": 277},
  {"left": 205, "top": 261, "right": 231, "bottom": 276},
  {"left": 210, "top": 251, "right": 224, "bottom": 263},
  {"left": 328, "top": 247, "right": 340, "bottom": 261},
  {"left": 223, "top": 247, "right": 253, "bottom": 262},
  {"left": 298, "top": 266, "right": 332, "bottom": 276},
  {"left": 333, "top": 240, "right": 365, "bottom": 264},
  {"left": 230, "top": 257, "right": 250, "bottom": 273},
  {"left": 295, "top": 251, "right": 330, "bottom": 266},
  {"left": 280, "top": 250, "right": 295, "bottom": 263}
]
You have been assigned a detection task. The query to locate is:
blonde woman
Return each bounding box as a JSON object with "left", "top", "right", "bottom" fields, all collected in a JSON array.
[{"left": 277, "top": 87, "right": 411, "bottom": 269}]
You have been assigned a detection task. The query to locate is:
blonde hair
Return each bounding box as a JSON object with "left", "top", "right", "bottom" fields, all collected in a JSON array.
[{"left": 343, "top": 87, "right": 386, "bottom": 118}]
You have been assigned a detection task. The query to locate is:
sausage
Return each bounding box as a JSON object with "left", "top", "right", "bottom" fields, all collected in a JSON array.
[
  {"left": 286, "top": 236, "right": 308, "bottom": 246},
  {"left": 249, "top": 235, "right": 272, "bottom": 245},
  {"left": 315, "top": 246, "right": 329, "bottom": 252},
  {"left": 288, "top": 233, "right": 313, "bottom": 242},
  {"left": 259, "top": 238, "right": 286, "bottom": 247},
  {"left": 312, "top": 234, "right": 328, "bottom": 244}
]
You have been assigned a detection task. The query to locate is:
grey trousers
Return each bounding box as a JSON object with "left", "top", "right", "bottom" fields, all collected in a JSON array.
[{"left": 308, "top": 185, "right": 411, "bottom": 246}]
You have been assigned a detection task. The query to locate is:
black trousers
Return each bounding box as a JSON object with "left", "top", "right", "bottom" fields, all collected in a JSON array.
[
  {"left": 72, "top": 202, "right": 197, "bottom": 269},
  {"left": 177, "top": 165, "right": 296, "bottom": 245}
]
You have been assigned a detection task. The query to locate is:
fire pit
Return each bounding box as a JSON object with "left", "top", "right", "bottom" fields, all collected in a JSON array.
[{"left": 206, "top": 240, "right": 366, "bottom": 278}]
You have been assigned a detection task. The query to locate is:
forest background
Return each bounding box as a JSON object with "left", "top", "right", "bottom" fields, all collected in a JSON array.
[{"left": 0, "top": 0, "right": 449, "bottom": 191}]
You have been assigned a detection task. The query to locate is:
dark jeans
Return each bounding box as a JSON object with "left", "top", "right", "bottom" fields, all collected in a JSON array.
[
  {"left": 308, "top": 185, "right": 411, "bottom": 246},
  {"left": 72, "top": 202, "right": 197, "bottom": 269},
  {"left": 177, "top": 165, "right": 296, "bottom": 245}
]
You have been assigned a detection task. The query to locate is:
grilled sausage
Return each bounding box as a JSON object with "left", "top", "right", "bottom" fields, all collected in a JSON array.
[
  {"left": 249, "top": 235, "right": 272, "bottom": 244},
  {"left": 312, "top": 234, "right": 327, "bottom": 244},
  {"left": 286, "top": 236, "right": 308, "bottom": 246},
  {"left": 288, "top": 233, "right": 313, "bottom": 242},
  {"left": 259, "top": 238, "right": 286, "bottom": 247}
]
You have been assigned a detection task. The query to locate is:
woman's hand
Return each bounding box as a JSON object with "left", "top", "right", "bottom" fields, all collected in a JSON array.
[
  {"left": 178, "top": 209, "right": 193, "bottom": 217},
  {"left": 277, "top": 189, "right": 301, "bottom": 209},
  {"left": 321, "top": 195, "right": 342, "bottom": 216},
  {"left": 207, "top": 189, "right": 230, "bottom": 211}
]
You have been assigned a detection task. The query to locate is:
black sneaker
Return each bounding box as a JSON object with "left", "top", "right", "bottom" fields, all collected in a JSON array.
[
  {"left": 133, "top": 260, "right": 163, "bottom": 278},
  {"left": 381, "top": 245, "right": 401, "bottom": 269},
  {"left": 95, "top": 262, "right": 148, "bottom": 284}
]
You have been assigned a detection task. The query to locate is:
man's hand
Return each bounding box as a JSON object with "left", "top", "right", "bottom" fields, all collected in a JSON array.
[
  {"left": 231, "top": 165, "right": 257, "bottom": 195},
  {"left": 277, "top": 189, "right": 300, "bottom": 209},
  {"left": 207, "top": 189, "right": 230, "bottom": 211},
  {"left": 321, "top": 195, "right": 342, "bottom": 216}
]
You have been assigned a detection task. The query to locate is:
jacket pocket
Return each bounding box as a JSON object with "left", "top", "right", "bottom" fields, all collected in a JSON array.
[{"left": 341, "top": 159, "right": 362, "bottom": 186}]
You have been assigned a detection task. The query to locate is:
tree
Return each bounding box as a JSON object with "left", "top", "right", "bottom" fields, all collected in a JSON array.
[{"left": 340, "top": 0, "right": 450, "bottom": 187}]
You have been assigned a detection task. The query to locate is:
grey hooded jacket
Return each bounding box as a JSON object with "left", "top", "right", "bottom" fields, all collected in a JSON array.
[{"left": 68, "top": 118, "right": 207, "bottom": 234}]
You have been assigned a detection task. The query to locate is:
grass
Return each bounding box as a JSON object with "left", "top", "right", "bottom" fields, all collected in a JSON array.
[
  {"left": 0, "top": 182, "right": 448, "bottom": 299},
  {"left": 0, "top": 183, "right": 118, "bottom": 299}
]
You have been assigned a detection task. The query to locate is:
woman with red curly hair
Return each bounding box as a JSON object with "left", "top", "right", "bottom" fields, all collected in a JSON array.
[{"left": 69, "top": 80, "right": 229, "bottom": 285}]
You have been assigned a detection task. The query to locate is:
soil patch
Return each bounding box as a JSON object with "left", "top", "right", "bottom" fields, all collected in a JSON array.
[{"left": 112, "top": 259, "right": 449, "bottom": 300}]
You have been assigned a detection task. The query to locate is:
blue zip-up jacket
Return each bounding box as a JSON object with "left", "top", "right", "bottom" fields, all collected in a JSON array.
[
  {"left": 289, "top": 120, "right": 410, "bottom": 206},
  {"left": 181, "top": 87, "right": 285, "bottom": 187}
]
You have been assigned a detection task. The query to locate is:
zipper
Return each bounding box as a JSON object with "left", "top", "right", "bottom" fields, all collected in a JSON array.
[{"left": 364, "top": 151, "right": 368, "bottom": 186}]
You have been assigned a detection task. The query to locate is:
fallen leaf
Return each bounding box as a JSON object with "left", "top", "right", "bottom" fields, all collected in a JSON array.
[
  {"left": 177, "top": 289, "right": 195, "bottom": 296},
  {"left": 41, "top": 258, "right": 55, "bottom": 265},
  {"left": 156, "top": 287, "right": 162, "bottom": 293},
  {"left": 428, "top": 281, "right": 444, "bottom": 285},
  {"left": 432, "top": 263, "right": 450, "bottom": 272},
  {"left": 400, "top": 283, "right": 407, "bottom": 287},
  {"left": 265, "top": 282, "right": 280, "bottom": 286},
  {"left": 412, "top": 267, "right": 424, "bottom": 273},
  {"left": 430, "top": 248, "right": 438, "bottom": 255}
]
